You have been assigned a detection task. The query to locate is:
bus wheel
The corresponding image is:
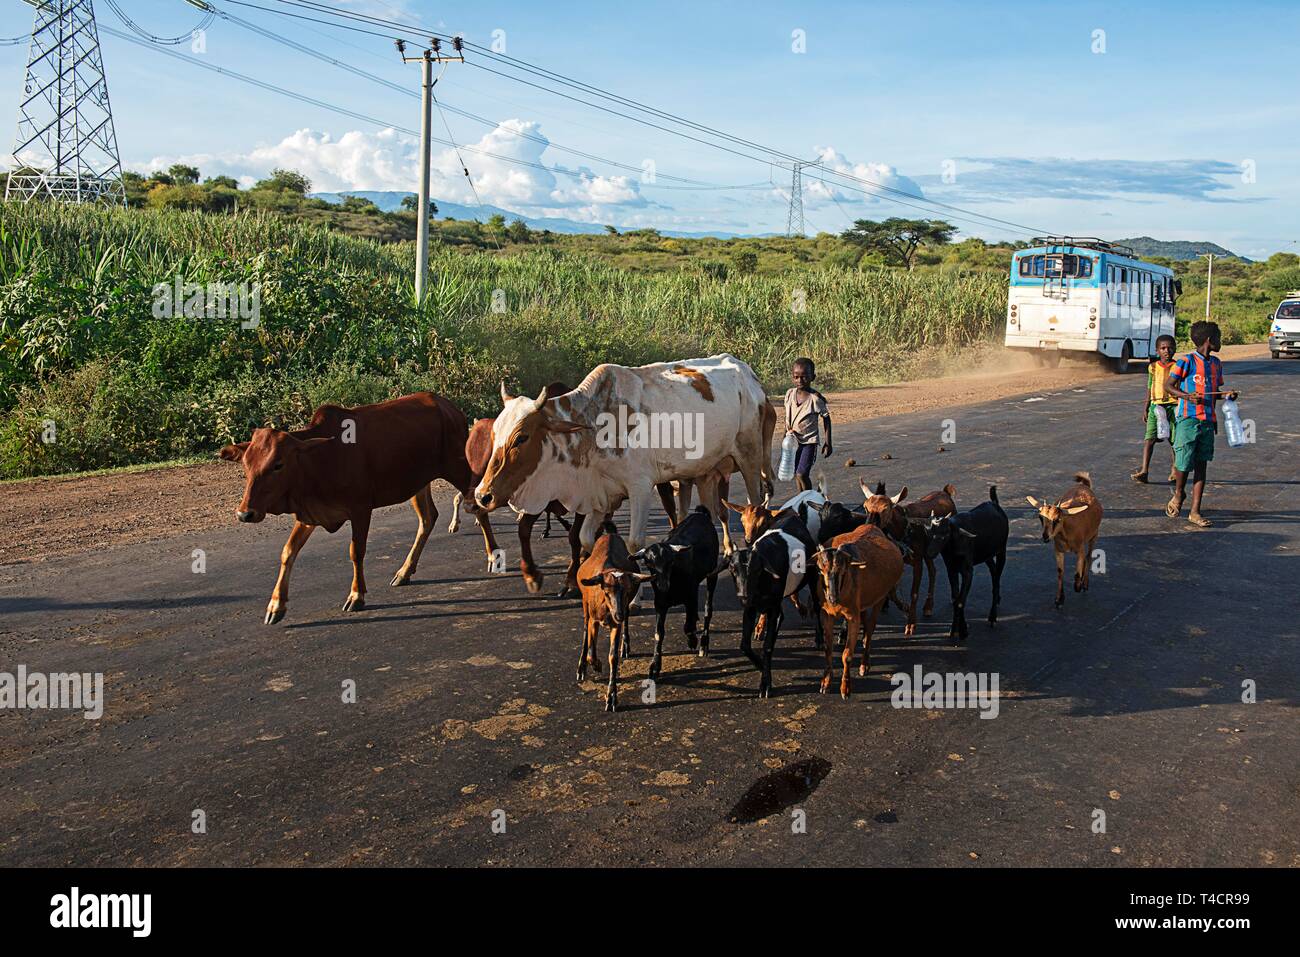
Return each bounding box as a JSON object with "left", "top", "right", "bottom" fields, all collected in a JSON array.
[
  {"left": 1037, "top": 350, "right": 1061, "bottom": 369},
  {"left": 1112, "top": 340, "right": 1132, "bottom": 373},
  {"left": 1272, "top": 350, "right": 1281, "bottom": 359}
]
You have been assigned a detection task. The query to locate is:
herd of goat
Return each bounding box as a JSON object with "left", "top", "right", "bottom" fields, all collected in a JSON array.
[{"left": 575, "top": 471, "right": 1104, "bottom": 712}]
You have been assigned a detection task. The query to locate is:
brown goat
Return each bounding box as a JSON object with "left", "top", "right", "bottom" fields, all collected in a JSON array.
[
  {"left": 1027, "top": 471, "right": 1103, "bottom": 609},
  {"left": 815, "top": 524, "right": 906, "bottom": 698},
  {"left": 577, "top": 525, "right": 651, "bottom": 712},
  {"left": 860, "top": 479, "right": 957, "bottom": 635}
]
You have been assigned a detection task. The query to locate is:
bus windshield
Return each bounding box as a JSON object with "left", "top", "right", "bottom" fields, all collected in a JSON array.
[{"left": 1018, "top": 254, "right": 1093, "bottom": 279}]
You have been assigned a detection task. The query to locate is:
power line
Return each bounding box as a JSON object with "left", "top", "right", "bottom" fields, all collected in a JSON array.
[
  {"left": 103, "top": 0, "right": 215, "bottom": 44},
  {"left": 197, "top": 1, "right": 764, "bottom": 194},
  {"left": 262, "top": 1, "right": 1055, "bottom": 235}
]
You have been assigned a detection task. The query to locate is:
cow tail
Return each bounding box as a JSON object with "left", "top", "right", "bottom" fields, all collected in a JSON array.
[{"left": 988, "top": 485, "right": 999, "bottom": 507}]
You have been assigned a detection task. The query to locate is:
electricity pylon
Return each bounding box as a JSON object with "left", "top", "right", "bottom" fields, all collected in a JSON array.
[
  {"left": 785, "top": 159, "right": 819, "bottom": 237},
  {"left": 6, "top": 0, "right": 125, "bottom": 205}
]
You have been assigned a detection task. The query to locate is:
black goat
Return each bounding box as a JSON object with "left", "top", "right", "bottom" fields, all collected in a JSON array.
[
  {"left": 727, "top": 527, "right": 822, "bottom": 698},
  {"left": 632, "top": 506, "right": 721, "bottom": 679},
  {"left": 929, "top": 486, "right": 1009, "bottom": 640}
]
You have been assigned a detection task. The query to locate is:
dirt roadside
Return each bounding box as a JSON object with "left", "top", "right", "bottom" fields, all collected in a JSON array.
[{"left": 2, "top": 343, "right": 1268, "bottom": 566}]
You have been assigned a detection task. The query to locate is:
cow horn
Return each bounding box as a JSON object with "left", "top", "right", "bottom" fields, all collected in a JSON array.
[
  {"left": 531, "top": 385, "right": 548, "bottom": 412},
  {"left": 500, "top": 380, "right": 513, "bottom": 403}
]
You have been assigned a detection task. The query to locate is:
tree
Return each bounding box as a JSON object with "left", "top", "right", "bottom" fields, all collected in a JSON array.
[
  {"left": 839, "top": 217, "right": 957, "bottom": 269},
  {"left": 204, "top": 175, "right": 239, "bottom": 190},
  {"left": 168, "top": 164, "right": 200, "bottom": 185},
  {"left": 506, "top": 218, "right": 532, "bottom": 243},
  {"left": 486, "top": 213, "right": 507, "bottom": 233},
  {"left": 399, "top": 194, "right": 438, "bottom": 216},
  {"left": 603, "top": 224, "right": 618, "bottom": 235},
  {"left": 253, "top": 168, "right": 311, "bottom": 195},
  {"left": 341, "top": 195, "right": 380, "bottom": 215}
]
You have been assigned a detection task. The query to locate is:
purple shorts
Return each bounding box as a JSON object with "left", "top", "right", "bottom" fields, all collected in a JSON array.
[{"left": 794, "top": 442, "right": 818, "bottom": 477}]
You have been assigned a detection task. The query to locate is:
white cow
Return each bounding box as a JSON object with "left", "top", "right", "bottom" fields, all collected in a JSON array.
[{"left": 475, "top": 354, "right": 774, "bottom": 556}]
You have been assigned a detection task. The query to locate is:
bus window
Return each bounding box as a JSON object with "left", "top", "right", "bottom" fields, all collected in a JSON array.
[{"left": 1018, "top": 254, "right": 1092, "bottom": 278}]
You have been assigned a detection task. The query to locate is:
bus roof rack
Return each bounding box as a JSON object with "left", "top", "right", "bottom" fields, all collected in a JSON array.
[{"left": 1030, "top": 236, "right": 1136, "bottom": 258}]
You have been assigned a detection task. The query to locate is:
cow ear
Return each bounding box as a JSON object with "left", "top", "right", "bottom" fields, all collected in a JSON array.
[
  {"left": 546, "top": 417, "right": 589, "bottom": 434},
  {"left": 891, "top": 486, "right": 908, "bottom": 504},
  {"left": 1025, "top": 496, "right": 1041, "bottom": 508},
  {"left": 1063, "top": 503, "right": 1090, "bottom": 515},
  {"left": 296, "top": 437, "right": 335, "bottom": 451},
  {"left": 218, "top": 441, "right": 249, "bottom": 462},
  {"left": 578, "top": 575, "right": 603, "bottom": 587}
]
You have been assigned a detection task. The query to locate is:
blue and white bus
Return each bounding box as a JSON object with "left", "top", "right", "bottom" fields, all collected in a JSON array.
[{"left": 1005, "top": 237, "right": 1180, "bottom": 371}]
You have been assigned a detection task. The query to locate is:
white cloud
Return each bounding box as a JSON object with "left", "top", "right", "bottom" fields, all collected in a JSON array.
[
  {"left": 135, "top": 120, "right": 647, "bottom": 211},
  {"left": 794, "top": 147, "right": 925, "bottom": 207}
]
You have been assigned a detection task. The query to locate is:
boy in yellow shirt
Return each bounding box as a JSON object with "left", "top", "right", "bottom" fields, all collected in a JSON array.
[{"left": 1131, "top": 334, "right": 1179, "bottom": 484}]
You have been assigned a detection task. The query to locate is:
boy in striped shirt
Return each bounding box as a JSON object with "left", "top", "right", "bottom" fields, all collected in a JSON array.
[
  {"left": 1165, "top": 321, "right": 1237, "bottom": 528},
  {"left": 1131, "top": 333, "right": 1179, "bottom": 485}
]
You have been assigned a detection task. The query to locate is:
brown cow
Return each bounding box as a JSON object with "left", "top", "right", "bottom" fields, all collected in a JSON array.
[
  {"left": 219, "top": 392, "right": 491, "bottom": 624},
  {"left": 451, "top": 381, "right": 681, "bottom": 597},
  {"left": 815, "top": 524, "right": 906, "bottom": 698},
  {"left": 577, "top": 524, "right": 651, "bottom": 712},
  {"left": 1027, "top": 471, "right": 1103, "bottom": 609},
  {"left": 860, "top": 479, "right": 957, "bottom": 636}
]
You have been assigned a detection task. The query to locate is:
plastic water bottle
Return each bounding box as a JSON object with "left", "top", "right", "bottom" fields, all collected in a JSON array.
[
  {"left": 1154, "top": 403, "right": 1170, "bottom": 440},
  {"left": 1222, "top": 398, "right": 1246, "bottom": 448},
  {"left": 777, "top": 432, "right": 798, "bottom": 482}
]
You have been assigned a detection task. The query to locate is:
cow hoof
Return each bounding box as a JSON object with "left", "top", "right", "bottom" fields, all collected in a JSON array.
[
  {"left": 686, "top": 632, "right": 698, "bottom": 650},
  {"left": 604, "top": 697, "right": 617, "bottom": 713},
  {"left": 819, "top": 680, "right": 830, "bottom": 695},
  {"left": 342, "top": 595, "right": 366, "bottom": 612},
  {"left": 576, "top": 669, "right": 586, "bottom": 683},
  {"left": 264, "top": 607, "right": 285, "bottom": 625},
  {"left": 904, "top": 624, "right": 916, "bottom": 637},
  {"left": 858, "top": 664, "right": 867, "bottom": 677},
  {"left": 841, "top": 687, "right": 851, "bottom": 700},
  {"left": 649, "top": 658, "right": 662, "bottom": 680},
  {"left": 697, "top": 645, "right": 708, "bottom": 659},
  {"left": 523, "top": 577, "right": 542, "bottom": 594},
  {"left": 556, "top": 585, "right": 578, "bottom": 600},
  {"left": 390, "top": 572, "right": 411, "bottom": 587}
]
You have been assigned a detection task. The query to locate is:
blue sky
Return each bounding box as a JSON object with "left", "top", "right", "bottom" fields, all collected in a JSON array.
[{"left": 2, "top": 0, "right": 1297, "bottom": 255}]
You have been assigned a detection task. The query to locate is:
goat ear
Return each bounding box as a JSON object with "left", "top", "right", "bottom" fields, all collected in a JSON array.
[
  {"left": 578, "top": 575, "right": 603, "bottom": 587},
  {"left": 723, "top": 499, "right": 745, "bottom": 515},
  {"left": 1063, "top": 503, "right": 1090, "bottom": 515},
  {"left": 218, "top": 441, "right": 249, "bottom": 462},
  {"left": 1025, "top": 496, "right": 1041, "bottom": 508}
]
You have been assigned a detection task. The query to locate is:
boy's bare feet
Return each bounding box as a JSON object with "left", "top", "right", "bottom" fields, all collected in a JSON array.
[
  {"left": 1165, "top": 494, "right": 1184, "bottom": 518},
  {"left": 1130, "top": 470, "right": 1149, "bottom": 483},
  {"left": 1187, "top": 512, "right": 1212, "bottom": 528}
]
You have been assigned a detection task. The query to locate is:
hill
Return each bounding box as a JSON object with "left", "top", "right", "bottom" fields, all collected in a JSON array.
[{"left": 1117, "top": 236, "right": 1245, "bottom": 261}]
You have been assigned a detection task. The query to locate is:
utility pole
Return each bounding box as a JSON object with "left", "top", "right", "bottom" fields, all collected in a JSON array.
[
  {"left": 1200, "top": 253, "right": 1214, "bottom": 320},
  {"left": 398, "top": 36, "right": 463, "bottom": 304},
  {"left": 7, "top": 0, "right": 125, "bottom": 204}
]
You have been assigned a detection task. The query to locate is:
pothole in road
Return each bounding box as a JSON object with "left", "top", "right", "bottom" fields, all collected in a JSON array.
[{"left": 726, "top": 757, "right": 832, "bottom": 824}]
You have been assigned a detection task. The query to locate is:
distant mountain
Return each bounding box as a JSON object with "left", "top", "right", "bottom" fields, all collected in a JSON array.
[
  {"left": 1115, "top": 237, "right": 1246, "bottom": 262},
  {"left": 309, "top": 191, "right": 746, "bottom": 239}
]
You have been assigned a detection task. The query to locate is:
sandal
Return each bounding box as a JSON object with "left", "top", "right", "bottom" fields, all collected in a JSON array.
[
  {"left": 1187, "top": 512, "right": 1212, "bottom": 528},
  {"left": 1130, "top": 470, "right": 1149, "bottom": 483},
  {"left": 1165, "top": 495, "right": 1183, "bottom": 518}
]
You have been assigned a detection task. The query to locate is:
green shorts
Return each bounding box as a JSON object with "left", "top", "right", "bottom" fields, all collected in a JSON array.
[
  {"left": 1173, "top": 416, "right": 1215, "bottom": 472},
  {"left": 1144, "top": 403, "right": 1178, "bottom": 442}
]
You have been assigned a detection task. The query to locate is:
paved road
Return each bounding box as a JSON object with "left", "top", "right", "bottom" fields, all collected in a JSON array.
[{"left": 3, "top": 358, "right": 1298, "bottom": 867}]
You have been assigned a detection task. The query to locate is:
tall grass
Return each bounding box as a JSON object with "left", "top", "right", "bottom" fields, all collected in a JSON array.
[{"left": 0, "top": 202, "right": 1005, "bottom": 477}]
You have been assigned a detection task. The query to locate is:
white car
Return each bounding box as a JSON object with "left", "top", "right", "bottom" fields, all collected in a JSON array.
[{"left": 1269, "top": 293, "right": 1300, "bottom": 359}]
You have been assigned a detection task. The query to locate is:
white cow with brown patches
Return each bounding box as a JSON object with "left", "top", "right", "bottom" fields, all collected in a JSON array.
[{"left": 475, "top": 354, "right": 774, "bottom": 556}]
